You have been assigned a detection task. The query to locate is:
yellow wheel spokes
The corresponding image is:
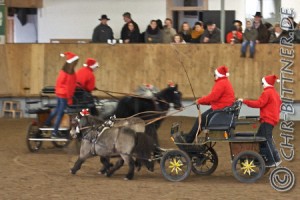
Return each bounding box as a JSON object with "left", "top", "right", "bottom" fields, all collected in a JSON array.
[
  {"left": 241, "top": 159, "right": 256, "bottom": 175},
  {"left": 169, "top": 158, "right": 184, "bottom": 174}
]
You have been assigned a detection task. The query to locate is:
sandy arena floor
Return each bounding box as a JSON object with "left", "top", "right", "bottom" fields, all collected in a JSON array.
[{"left": 0, "top": 117, "right": 299, "bottom": 200}]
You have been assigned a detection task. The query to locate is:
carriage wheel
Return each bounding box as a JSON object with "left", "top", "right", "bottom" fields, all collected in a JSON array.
[
  {"left": 51, "top": 130, "right": 71, "bottom": 148},
  {"left": 191, "top": 147, "right": 218, "bottom": 175},
  {"left": 232, "top": 150, "right": 265, "bottom": 183},
  {"left": 160, "top": 149, "right": 191, "bottom": 182},
  {"left": 26, "top": 124, "right": 43, "bottom": 152}
]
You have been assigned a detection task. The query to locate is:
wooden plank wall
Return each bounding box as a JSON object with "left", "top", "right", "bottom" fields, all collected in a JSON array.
[{"left": 0, "top": 44, "right": 298, "bottom": 100}]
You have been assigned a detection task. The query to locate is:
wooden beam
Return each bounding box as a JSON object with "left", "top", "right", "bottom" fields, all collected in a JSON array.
[{"left": 6, "top": 0, "right": 43, "bottom": 8}]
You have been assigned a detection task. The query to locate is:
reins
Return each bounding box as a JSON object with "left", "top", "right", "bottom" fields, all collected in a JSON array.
[
  {"left": 112, "top": 103, "right": 195, "bottom": 125},
  {"left": 94, "top": 88, "right": 170, "bottom": 105}
]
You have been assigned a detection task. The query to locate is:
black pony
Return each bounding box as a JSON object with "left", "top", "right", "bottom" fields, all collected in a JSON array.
[{"left": 114, "top": 84, "right": 183, "bottom": 146}]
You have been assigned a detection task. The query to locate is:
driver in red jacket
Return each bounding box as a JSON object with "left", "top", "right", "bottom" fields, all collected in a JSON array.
[
  {"left": 76, "top": 58, "right": 99, "bottom": 92},
  {"left": 239, "top": 75, "right": 282, "bottom": 167},
  {"left": 75, "top": 58, "right": 99, "bottom": 115},
  {"left": 184, "top": 65, "right": 235, "bottom": 143}
]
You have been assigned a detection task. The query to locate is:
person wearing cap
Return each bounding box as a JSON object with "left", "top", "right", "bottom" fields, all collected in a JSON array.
[
  {"left": 44, "top": 52, "right": 79, "bottom": 138},
  {"left": 239, "top": 75, "right": 282, "bottom": 167},
  {"left": 92, "top": 14, "right": 114, "bottom": 43},
  {"left": 75, "top": 58, "right": 99, "bottom": 115},
  {"left": 252, "top": 12, "right": 269, "bottom": 43},
  {"left": 200, "top": 21, "right": 221, "bottom": 43},
  {"left": 121, "top": 12, "right": 140, "bottom": 41},
  {"left": 183, "top": 66, "right": 235, "bottom": 143},
  {"left": 226, "top": 25, "right": 243, "bottom": 44}
]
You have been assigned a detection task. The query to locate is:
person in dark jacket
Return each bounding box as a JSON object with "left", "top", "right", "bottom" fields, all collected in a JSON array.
[
  {"left": 241, "top": 20, "right": 258, "bottom": 58},
  {"left": 178, "top": 22, "right": 192, "bottom": 43},
  {"left": 121, "top": 12, "right": 140, "bottom": 41},
  {"left": 124, "top": 22, "right": 140, "bottom": 43},
  {"left": 200, "top": 21, "right": 221, "bottom": 43},
  {"left": 252, "top": 12, "right": 269, "bottom": 43},
  {"left": 145, "top": 20, "right": 162, "bottom": 43},
  {"left": 92, "top": 15, "right": 114, "bottom": 43}
]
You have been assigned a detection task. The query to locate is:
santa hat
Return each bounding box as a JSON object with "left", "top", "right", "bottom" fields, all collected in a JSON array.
[
  {"left": 60, "top": 52, "right": 79, "bottom": 63},
  {"left": 80, "top": 109, "right": 90, "bottom": 116},
  {"left": 83, "top": 58, "right": 99, "bottom": 69},
  {"left": 262, "top": 75, "right": 280, "bottom": 87},
  {"left": 215, "top": 65, "right": 229, "bottom": 78}
]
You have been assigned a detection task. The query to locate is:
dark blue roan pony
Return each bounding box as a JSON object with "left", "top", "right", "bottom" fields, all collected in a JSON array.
[{"left": 114, "top": 84, "right": 183, "bottom": 146}]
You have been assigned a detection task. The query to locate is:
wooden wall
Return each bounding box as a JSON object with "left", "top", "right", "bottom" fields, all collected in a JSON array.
[{"left": 0, "top": 44, "right": 298, "bottom": 100}]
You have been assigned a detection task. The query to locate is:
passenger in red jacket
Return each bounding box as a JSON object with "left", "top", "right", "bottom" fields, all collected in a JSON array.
[
  {"left": 45, "top": 52, "right": 79, "bottom": 138},
  {"left": 75, "top": 58, "right": 99, "bottom": 115},
  {"left": 240, "top": 75, "right": 282, "bottom": 167},
  {"left": 184, "top": 66, "right": 235, "bottom": 143}
]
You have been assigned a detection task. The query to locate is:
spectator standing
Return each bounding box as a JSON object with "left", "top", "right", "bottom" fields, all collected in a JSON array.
[
  {"left": 178, "top": 22, "right": 192, "bottom": 43},
  {"left": 121, "top": 12, "right": 140, "bottom": 41},
  {"left": 226, "top": 26, "right": 243, "bottom": 44},
  {"left": 44, "top": 52, "right": 79, "bottom": 138},
  {"left": 162, "top": 18, "right": 177, "bottom": 43},
  {"left": 123, "top": 22, "right": 141, "bottom": 43},
  {"left": 252, "top": 12, "right": 269, "bottom": 43},
  {"left": 145, "top": 20, "right": 162, "bottom": 43},
  {"left": 269, "top": 23, "right": 287, "bottom": 43},
  {"left": 241, "top": 20, "right": 258, "bottom": 58},
  {"left": 92, "top": 15, "right": 114, "bottom": 43},
  {"left": 200, "top": 22, "right": 221, "bottom": 43},
  {"left": 190, "top": 22, "right": 204, "bottom": 43}
]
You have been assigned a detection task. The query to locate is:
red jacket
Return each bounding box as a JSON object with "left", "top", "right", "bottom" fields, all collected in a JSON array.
[
  {"left": 197, "top": 77, "right": 235, "bottom": 110},
  {"left": 243, "top": 87, "right": 281, "bottom": 126},
  {"left": 55, "top": 70, "right": 77, "bottom": 105},
  {"left": 226, "top": 31, "right": 243, "bottom": 43},
  {"left": 76, "top": 67, "right": 95, "bottom": 92}
]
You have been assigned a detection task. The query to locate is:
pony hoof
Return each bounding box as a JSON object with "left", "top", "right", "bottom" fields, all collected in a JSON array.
[
  {"left": 98, "top": 170, "right": 106, "bottom": 175},
  {"left": 70, "top": 169, "right": 76, "bottom": 175},
  {"left": 124, "top": 177, "right": 129, "bottom": 181}
]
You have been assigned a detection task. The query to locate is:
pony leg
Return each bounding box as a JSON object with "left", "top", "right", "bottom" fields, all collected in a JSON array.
[
  {"left": 70, "top": 142, "right": 92, "bottom": 174},
  {"left": 120, "top": 155, "right": 135, "bottom": 180},
  {"left": 70, "top": 157, "right": 85, "bottom": 174},
  {"left": 98, "top": 156, "right": 113, "bottom": 175},
  {"left": 106, "top": 158, "right": 124, "bottom": 178}
]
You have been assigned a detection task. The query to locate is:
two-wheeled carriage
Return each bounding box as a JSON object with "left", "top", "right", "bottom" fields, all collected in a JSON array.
[
  {"left": 158, "top": 100, "right": 277, "bottom": 183},
  {"left": 26, "top": 86, "right": 96, "bottom": 152}
]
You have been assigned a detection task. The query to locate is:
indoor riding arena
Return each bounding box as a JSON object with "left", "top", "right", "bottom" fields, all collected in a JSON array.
[{"left": 0, "top": 0, "right": 299, "bottom": 199}]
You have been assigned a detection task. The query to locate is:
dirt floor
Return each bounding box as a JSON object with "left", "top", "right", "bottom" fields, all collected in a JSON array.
[{"left": 0, "top": 116, "right": 299, "bottom": 200}]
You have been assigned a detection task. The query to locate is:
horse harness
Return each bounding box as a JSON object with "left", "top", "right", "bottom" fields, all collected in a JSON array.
[{"left": 90, "top": 117, "right": 116, "bottom": 155}]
